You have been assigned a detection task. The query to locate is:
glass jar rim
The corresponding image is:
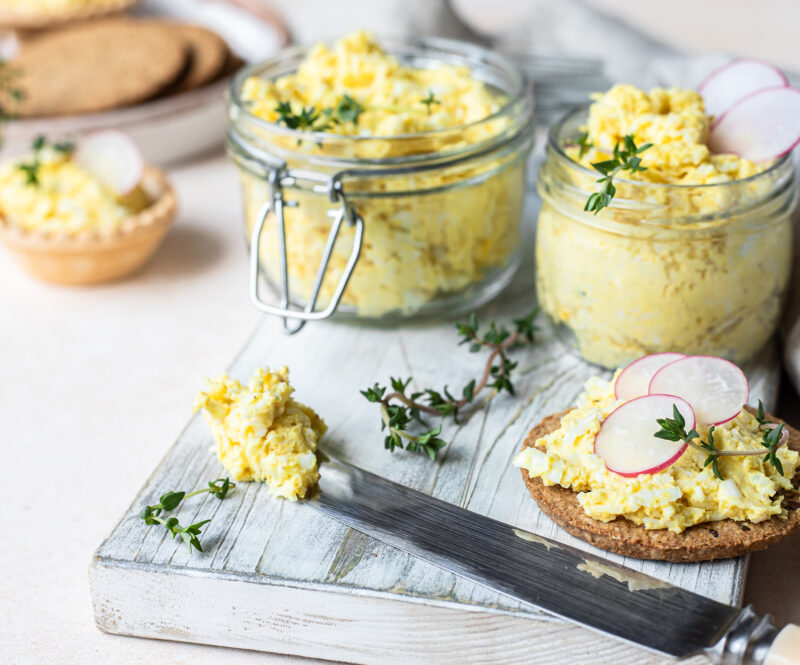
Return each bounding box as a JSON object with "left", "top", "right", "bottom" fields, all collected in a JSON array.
[
  {"left": 228, "top": 34, "right": 530, "bottom": 149},
  {"left": 548, "top": 104, "right": 792, "bottom": 191}
]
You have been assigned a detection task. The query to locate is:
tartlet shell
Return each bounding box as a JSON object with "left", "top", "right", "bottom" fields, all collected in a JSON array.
[
  {"left": 519, "top": 407, "right": 800, "bottom": 562},
  {"left": 0, "top": 165, "right": 177, "bottom": 285},
  {"left": 0, "top": 0, "right": 138, "bottom": 30}
]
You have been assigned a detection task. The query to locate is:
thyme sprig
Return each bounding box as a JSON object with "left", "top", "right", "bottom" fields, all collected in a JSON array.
[
  {"left": 420, "top": 91, "right": 441, "bottom": 114},
  {"left": 275, "top": 90, "right": 442, "bottom": 135},
  {"left": 139, "top": 478, "right": 236, "bottom": 553},
  {"left": 653, "top": 402, "right": 787, "bottom": 480},
  {"left": 0, "top": 60, "right": 22, "bottom": 127},
  {"left": 361, "top": 308, "right": 539, "bottom": 461},
  {"left": 584, "top": 134, "right": 652, "bottom": 215},
  {"left": 275, "top": 93, "right": 365, "bottom": 133},
  {"left": 16, "top": 135, "right": 75, "bottom": 187},
  {"left": 576, "top": 131, "right": 593, "bottom": 158}
]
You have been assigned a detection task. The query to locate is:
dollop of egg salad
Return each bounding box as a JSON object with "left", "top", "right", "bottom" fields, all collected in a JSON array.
[
  {"left": 514, "top": 366, "right": 798, "bottom": 534},
  {"left": 194, "top": 367, "right": 326, "bottom": 501}
]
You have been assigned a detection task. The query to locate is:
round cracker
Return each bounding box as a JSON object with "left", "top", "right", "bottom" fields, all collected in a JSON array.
[
  {"left": 0, "top": 0, "right": 138, "bottom": 30},
  {"left": 172, "top": 23, "right": 230, "bottom": 91},
  {"left": 519, "top": 408, "right": 800, "bottom": 562},
  {"left": 11, "top": 18, "right": 189, "bottom": 117}
]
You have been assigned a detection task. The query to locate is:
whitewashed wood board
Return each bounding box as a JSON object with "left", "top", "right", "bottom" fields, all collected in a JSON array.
[{"left": 89, "top": 247, "right": 780, "bottom": 664}]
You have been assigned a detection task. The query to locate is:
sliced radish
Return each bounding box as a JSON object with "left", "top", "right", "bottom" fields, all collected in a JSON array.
[
  {"left": 594, "top": 394, "right": 694, "bottom": 477},
  {"left": 699, "top": 59, "right": 788, "bottom": 120},
  {"left": 74, "top": 130, "right": 144, "bottom": 196},
  {"left": 614, "top": 353, "right": 686, "bottom": 402},
  {"left": 708, "top": 86, "right": 800, "bottom": 162},
  {"left": 649, "top": 356, "right": 748, "bottom": 426}
]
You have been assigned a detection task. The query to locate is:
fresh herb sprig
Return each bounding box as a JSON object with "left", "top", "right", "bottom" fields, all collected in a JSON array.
[
  {"left": 0, "top": 60, "right": 22, "bottom": 127},
  {"left": 654, "top": 402, "right": 787, "bottom": 480},
  {"left": 16, "top": 135, "right": 75, "bottom": 187},
  {"left": 139, "top": 478, "right": 236, "bottom": 553},
  {"left": 275, "top": 90, "right": 442, "bottom": 136},
  {"left": 420, "top": 91, "right": 441, "bottom": 114},
  {"left": 584, "top": 134, "right": 652, "bottom": 215},
  {"left": 361, "top": 308, "right": 539, "bottom": 461},
  {"left": 276, "top": 93, "right": 365, "bottom": 134},
  {"left": 576, "top": 131, "right": 593, "bottom": 159}
]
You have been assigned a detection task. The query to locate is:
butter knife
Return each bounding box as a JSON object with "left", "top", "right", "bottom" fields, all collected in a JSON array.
[{"left": 308, "top": 453, "right": 799, "bottom": 665}]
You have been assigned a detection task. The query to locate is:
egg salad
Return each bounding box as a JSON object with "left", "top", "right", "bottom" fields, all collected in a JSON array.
[
  {"left": 0, "top": 144, "right": 143, "bottom": 236},
  {"left": 536, "top": 84, "right": 793, "bottom": 368},
  {"left": 241, "top": 30, "right": 504, "bottom": 144},
  {"left": 235, "top": 31, "right": 528, "bottom": 318},
  {"left": 575, "top": 85, "right": 762, "bottom": 186},
  {"left": 194, "top": 367, "right": 326, "bottom": 501},
  {"left": 513, "top": 375, "right": 799, "bottom": 533}
]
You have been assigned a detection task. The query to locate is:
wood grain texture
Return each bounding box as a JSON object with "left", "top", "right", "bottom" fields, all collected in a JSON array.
[{"left": 90, "top": 194, "right": 781, "bottom": 663}]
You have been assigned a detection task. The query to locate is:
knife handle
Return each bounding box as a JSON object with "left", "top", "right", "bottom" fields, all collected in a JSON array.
[{"left": 764, "top": 625, "right": 800, "bottom": 665}]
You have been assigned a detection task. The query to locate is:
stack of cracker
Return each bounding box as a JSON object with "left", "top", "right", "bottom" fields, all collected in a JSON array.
[{"left": 4, "top": 17, "right": 241, "bottom": 118}]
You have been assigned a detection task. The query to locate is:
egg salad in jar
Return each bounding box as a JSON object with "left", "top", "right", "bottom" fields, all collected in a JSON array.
[
  {"left": 228, "top": 31, "right": 533, "bottom": 321},
  {"left": 0, "top": 133, "right": 177, "bottom": 285},
  {"left": 536, "top": 85, "right": 795, "bottom": 369}
]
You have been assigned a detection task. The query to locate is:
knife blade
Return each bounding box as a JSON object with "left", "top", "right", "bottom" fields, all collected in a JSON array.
[{"left": 308, "top": 452, "right": 795, "bottom": 665}]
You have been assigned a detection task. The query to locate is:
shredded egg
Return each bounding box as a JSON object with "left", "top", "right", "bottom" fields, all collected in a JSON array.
[
  {"left": 0, "top": 145, "right": 140, "bottom": 235},
  {"left": 194, "top": 367, "right": 326, "bottom": 501}
]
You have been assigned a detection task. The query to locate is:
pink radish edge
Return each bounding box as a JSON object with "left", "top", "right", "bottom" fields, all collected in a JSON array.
[
  {"left": 613, "top": 352, "right": 685, "bottom": 401},
  {"left": 709, "top": 85, "right": 800, "bottom": 159},
  {"left": 647, "top": 355, "right": 749, "bottom": 426},
  {"left": 594, "top": 393, "right": 694, "bottom": 477},
  {"left": 699, "top": 57, "right": 789, "bottom": 95}
]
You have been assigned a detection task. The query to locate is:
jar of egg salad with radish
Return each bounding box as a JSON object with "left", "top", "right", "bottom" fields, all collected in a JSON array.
[
  {"left": 227, "top": 31, "right": 534, "bottom": 329},
  {"left": 536, "top": 85, "right": 796, "bottom": 369}
]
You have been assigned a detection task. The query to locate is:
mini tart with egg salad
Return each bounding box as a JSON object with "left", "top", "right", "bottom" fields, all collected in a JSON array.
[
  {"left": 513, "top": 363, "right": 800, "bottom": 562},
  {"left": 0, "top": 133, "right": 176, "bottom": 285}
]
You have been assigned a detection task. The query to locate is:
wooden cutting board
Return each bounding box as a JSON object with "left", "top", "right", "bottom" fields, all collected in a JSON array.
[{"left": 90, "top": 234, "right": 781, "bottom": 665}]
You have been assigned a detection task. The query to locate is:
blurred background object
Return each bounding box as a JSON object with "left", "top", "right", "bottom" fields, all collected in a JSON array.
[{"left": 0, "top": 0, "right": 287, "bottom": 164}]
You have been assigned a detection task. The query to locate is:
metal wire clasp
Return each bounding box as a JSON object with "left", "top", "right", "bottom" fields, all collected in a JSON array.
[{"left": 249, "top": 168, "right": 364, "bottom": 334}]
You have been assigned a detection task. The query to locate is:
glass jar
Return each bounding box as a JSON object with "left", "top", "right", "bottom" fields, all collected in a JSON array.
[
  {"left": 226, "top": 37, "right": 534, "bottom": 332},
  {"left": 536, "top": 107, "right": 797, "bottom": 369}
]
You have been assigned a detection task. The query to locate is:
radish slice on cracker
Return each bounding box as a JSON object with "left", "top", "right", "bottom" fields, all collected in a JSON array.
[
  {"left": 649, "top": 356, "right": 749, "bottom": 426},
  {"left": 74, "top": 130, "right": 144, "bottom": 196},
  {"left": 614, "top": 353, "right": 686, "bottom": 402},
  {"left": 708, "top": 86, "right": 800, "bottom": 162},
  {"left": 594, "top": 394, "right": 694, "bottom": 477},
  {"left": 700, "top": 58, "right": 788, "bottom": 120}
]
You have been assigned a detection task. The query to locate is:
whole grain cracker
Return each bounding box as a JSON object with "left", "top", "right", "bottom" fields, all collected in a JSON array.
[
  {"left": 12, "top": 18, "right": 189, "bottom": 117},
  {"left": 170, "top": 22, "right": 230, "bottom": 91}
]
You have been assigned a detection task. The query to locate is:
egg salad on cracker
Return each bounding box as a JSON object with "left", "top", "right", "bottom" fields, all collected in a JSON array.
[{"left": 514, "top": 374, "right": 799, "bottom": 533}]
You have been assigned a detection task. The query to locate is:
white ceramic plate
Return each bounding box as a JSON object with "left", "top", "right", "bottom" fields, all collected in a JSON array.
[{"left": 1, "top": 0, "right": 288, "bottom": 165}]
